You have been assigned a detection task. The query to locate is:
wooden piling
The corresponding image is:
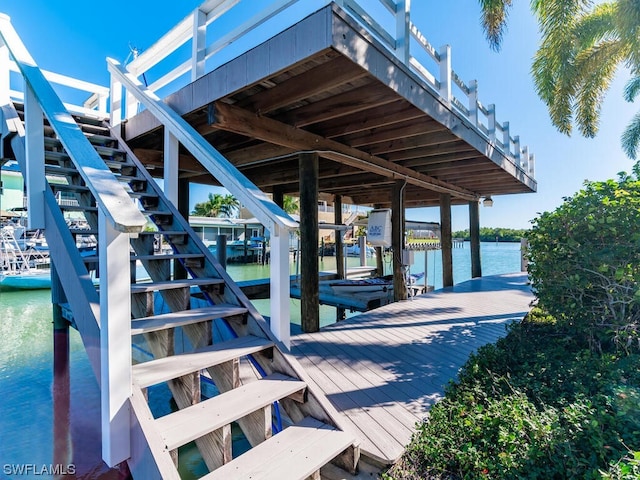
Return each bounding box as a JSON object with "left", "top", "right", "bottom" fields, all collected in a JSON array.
[{"left": 299, "top": 152, "right": 320, "bottom": 332}]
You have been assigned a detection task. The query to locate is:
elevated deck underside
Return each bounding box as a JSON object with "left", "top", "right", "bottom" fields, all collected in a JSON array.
[
  {"left": 291, "top": 273, "right": 534, "bottom": 465},
  {"left": 125, "top": 4, "right": 536, "bottom": 208}
]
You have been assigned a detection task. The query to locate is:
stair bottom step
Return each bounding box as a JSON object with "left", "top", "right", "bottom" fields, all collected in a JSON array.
[{"left": 204, "top": 417, "right": 354, "bottom": 480}]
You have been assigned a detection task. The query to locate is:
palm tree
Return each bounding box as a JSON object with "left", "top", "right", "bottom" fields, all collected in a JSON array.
[
  {"left": 479, "top": 0, "right": 640, "bottom": 158},
  {"left": 192, "top": 193, "right": 240, "bottom": 218},
  {"left": 282, "top": 195, "right": 299, "bottom": 215}
]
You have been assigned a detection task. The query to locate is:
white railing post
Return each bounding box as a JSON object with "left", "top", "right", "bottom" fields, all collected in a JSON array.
[
  {"left": 269, "top": 226, "right": 291, "bottom": 349},
  {"left": 192, "top": 8, "right": 207, "bottom": 81},
  {"left": 125, "top": 90, "right": 139, "bottom": 121},
  {"left": 502, "top": 121, "right": 510, "bottom": 154},
  {"left": 395, "top": 0, "right": 411, "bottom": 65},
  {"left": 98, "top": 94, "right": 108, "bottom": 115},
  {"left": 513, "top": 135, "right": 521, "bottom": 165},
  {"left": 24, "top": 84, "right": 45, "bottom": 229},
  {"left": 521, "top": 145, "right": 529, "bottom": 172},
  {"left": 110, "top": 73, "right": 123, "bottom": 128},
  {"left": 529, "top": 153, "right": 535, "bottom": 177},
  {"left": 164, "top": 130, "right": 179, "bottom": 204},
  {"left": 487, "top": 104, "right": 496, "bottom": 142},
  {"left": 438, "top": 44, "right": 451, "bottom": 102},
  {"left": 99, "top": 208, "right": 132, "bottom": 467},
  {"left": 468, "top": 79, "right": 478, "bottom": 128}
]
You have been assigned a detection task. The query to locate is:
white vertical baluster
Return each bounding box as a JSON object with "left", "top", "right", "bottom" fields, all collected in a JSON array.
[
  {"left": 192, "top": 8, "right": 207, "bottom": 81},
  {"left": 487, "top": 104, "right": 496, "bottom": 142},
  {"left": 99, "top": 209, "right": 132, "bottom": 467},
  {"left": 438, "top": 44, "right": 451, "bottom": 102},
  {"left": 109, "top": 73, "right": 122, "bottom": 128},
  {"left": 24, "top": 84, "right": 45, "bottom": 229},
  {"left": 521, "top": 145, "right": 529, "bottom": 172},
  {"left": 529, "top": 153, "right": 535, "bottom": 177},
  {"left": 502, "top": 121, "right": 510, "bottom": 154},
  {"left": 395, "top": 0, "right": 411, "bottom": 65},
  {"left": 164, "top": 129, "right": 179, "bottom": 205},
  {"left": 468, "top": 79, "right": 478, "bottom": 127},
  {"left": 513, "top": 135, "right": 521, "bottom": 165},
  {"left": 269, "top": 226, "right": 291, "bottom": 349}
]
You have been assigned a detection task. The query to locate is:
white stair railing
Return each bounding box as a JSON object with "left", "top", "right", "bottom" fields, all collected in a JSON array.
[
  {"left": 108, "top": 58, "right": 298, "bottom": 348},
  {"left": 0, "top": 14, "right": 146, "bottom": 468}
]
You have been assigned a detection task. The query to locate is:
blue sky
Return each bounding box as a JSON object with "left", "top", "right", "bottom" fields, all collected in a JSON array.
[{"left": 3, "top": 1, "right": 637, "bottom": 231}]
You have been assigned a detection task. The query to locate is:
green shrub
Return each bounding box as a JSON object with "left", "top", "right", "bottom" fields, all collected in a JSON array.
[
  {"left": 526, "top": 174, "right": 640, "bottom": 352},
  {"left": 385, "top": 313, "right": 640, "bottom": 479}
]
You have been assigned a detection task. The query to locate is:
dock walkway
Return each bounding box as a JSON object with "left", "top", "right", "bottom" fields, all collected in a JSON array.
[{"left": 291, "top": 272, "right": 534, "bottom": 466}]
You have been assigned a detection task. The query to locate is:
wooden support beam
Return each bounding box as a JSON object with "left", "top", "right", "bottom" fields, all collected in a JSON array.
[
  {"left": 299, "top": 152, "right": 320, "bottom": 333},
  {"left": 209, "top": 102, "right": 478, "bottom": 201},
  {"left": 334, "top": 195, "right": 345, "bottom": 280},
  {"left": 392, "top": 181, "right": 407, "bottom": 301},
  {"left": 279, "top": 81, "right": 399, "bottom": 128},
  {"left": 469, "top": 200, "right": 482, "bottom": 278},
  {"left": 440, "top": 193, "right": 453, "bottom": 287},
  {"left": 242, "top": 56, "right": 368, "bottom": 115}
]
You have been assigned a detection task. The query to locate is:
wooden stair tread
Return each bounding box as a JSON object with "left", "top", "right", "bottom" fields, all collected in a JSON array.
[
  {"left": 130, "top": 277, "right": 225, "bottom": 293},
  {"left": 204, "top": 417, "right": 355, "bottom": 480},
  {"left": 132, "top": 333, "right": 270, "bottom": 386},
  {"left": 156, "top": 373, "right": 307, "bottom": 451},
  {"left": 131, "top": 304, "right": 248, "bottom": 336}
]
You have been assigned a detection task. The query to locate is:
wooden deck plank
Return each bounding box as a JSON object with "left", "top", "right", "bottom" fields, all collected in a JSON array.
[{"left": 292, "top": 273, "right": 533, "bottom": 465}]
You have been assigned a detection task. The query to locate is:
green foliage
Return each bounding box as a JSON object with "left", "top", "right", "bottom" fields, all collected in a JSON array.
[
  {"left": 282, "top": 195, "right": 299, "bottom": 215},
  {"left": 478, "top": 0, "right": 640, "bottom": 158},
  {"left": 526, "top": 174, "right": 640, "bottom": 352},
  {"left": 452, "top": 227, "right": 528, "bottom": 242},
  {"left": 384, "top": 310, "right": 640, "bottom": 479},
  {"left": 191, "top": 193, "right": 240, "bottom": 218}
]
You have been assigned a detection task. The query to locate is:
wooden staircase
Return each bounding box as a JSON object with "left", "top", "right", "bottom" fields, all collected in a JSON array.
[{"left": 9, "top": 103, "right": 360, "bottom": 479}]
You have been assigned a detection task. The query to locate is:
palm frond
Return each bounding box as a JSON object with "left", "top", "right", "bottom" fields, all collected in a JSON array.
[
  {"left": 573, "top": 39, "right": 626, "bottom": 137},
  {"left": 478, "top": 0, "right": 512, "bottom": 51},
  {"left": 614, "top": 0, "right": 640, "bottom": 72},
  {"left": 621, "top": 110, "right": 640, "bottom": 159},
  {"left": 624, "top": 75, "right": 640, "bottom": 102}
]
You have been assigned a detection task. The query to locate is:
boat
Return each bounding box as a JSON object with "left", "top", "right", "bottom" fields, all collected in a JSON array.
[
  {"left": 0, "top": 225, "right": 51, "bottom": 290},
  {"left": 330, "top": 277, "right": 393, "bottom": 293}
]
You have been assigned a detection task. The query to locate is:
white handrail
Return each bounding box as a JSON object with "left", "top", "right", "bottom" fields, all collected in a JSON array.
[
  {"left": 122, "top": 0, "right": 535, "bottom": 179},
  {"left": 108, "top": 58, "right": 297, "bottom": 235},
  {"left": 0, "top": 14, "right": 146, "bottom": 234}
]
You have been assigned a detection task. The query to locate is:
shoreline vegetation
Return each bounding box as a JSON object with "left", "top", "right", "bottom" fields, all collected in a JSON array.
[
  {"left": 385, "top": 175, "right": 640, "bottom": 479},
  {"left": 448, "top": 228, "right": 529, "bottom": 243}
]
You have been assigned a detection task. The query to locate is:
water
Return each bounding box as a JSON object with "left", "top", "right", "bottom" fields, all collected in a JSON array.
[{"left": 0, "top": 242, "right": 522, "bottom": 477}]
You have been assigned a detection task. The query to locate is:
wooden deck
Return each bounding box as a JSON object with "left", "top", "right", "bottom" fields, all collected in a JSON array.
[{"left": 291, "top": 272, "right": 534, "bottom": 466}]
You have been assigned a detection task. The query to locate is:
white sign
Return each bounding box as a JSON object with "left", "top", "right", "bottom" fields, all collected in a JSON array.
[{"left": 367, "top": 209, "right": 392, "bottom": 247}]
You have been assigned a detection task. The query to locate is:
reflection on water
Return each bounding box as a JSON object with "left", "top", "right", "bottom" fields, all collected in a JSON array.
[{"left": 0, "top": 242, "right": 521, "bottom": 477}]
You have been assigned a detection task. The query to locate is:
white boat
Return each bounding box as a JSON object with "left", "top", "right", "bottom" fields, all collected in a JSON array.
[{"left": 0, "top": 225, "right": 51, "bottom": 291}]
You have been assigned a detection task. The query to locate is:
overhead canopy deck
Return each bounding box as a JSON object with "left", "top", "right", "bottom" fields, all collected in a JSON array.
[{"left": 124, "top": 2, "right": 536, "bottom": 209}]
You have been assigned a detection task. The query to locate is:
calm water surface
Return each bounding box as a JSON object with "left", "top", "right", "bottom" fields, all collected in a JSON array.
[{"left": 0, "top": 242, "right": 522, "bottom": 478}]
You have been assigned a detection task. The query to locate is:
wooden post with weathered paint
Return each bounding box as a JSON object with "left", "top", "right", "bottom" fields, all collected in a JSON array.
[
  {"left": 99, "top": 209, "right": 132, "bottom": 467},
  {"left": 299, "top": 152, "right": 319, "bottom": 333},
  {"left": 469, "top": 200, "right": 481, "bottom": 278},
  {"left": 392, "top": 181, "right": 407, "bottom": 301},
  {"left": 440, "top": 193, "right": 453, "bottom": 287},
  {"left": 395, "top": 0, "right": 411, "bottom": 65},
  {"left": 439, "top": 44, "right": 451, "bottom": 103},
  {"left": 334, "top": 195, "right": 345, "bottom": 280}
]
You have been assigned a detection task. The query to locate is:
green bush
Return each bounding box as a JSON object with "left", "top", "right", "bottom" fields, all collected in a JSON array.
[
  {"left": 384, "top": 312, "right": 640, "bottom": 479},
  {"left": 526, "top": 174, "right": 640, "bottom": 352}
]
